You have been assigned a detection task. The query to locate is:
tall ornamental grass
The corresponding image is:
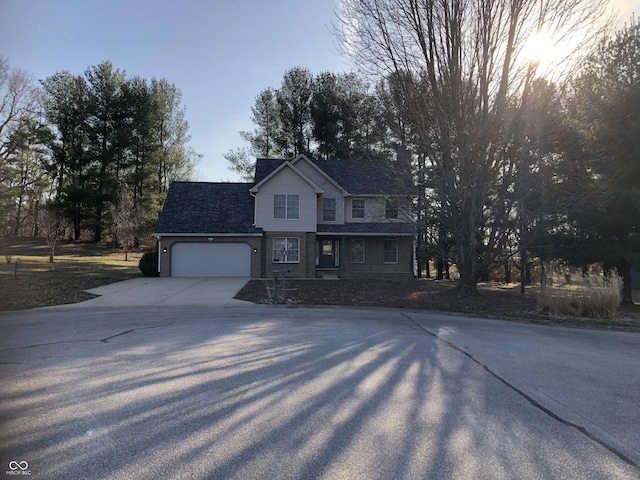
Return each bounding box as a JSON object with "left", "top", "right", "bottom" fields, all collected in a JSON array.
[{"left": 536, "top": 271, "right": 622, "bottom": 319}]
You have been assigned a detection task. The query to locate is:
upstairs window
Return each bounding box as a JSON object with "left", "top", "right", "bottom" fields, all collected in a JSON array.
[
  {"left": 274, "top": 194, "right": 299, "bottom": 219},
  {"left": 352, "top": 198, "right": 365, "bottom": 219},
  {"left": 322, "top": 198, "right": 336, "bottom": 221},
  {"left": 385, "top": 199, "right": 398, "bottom": 219}
]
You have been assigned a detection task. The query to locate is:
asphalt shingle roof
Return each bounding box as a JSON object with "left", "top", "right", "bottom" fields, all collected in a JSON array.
[
  {"left": 254, "top": 158, "right": 414, "bottom": 195},
  {"left": 156, "top": 158, "right": 415, "bottom": 236},
  {"left": 154, "top": 182, "right": 260, "bottom": 234}
]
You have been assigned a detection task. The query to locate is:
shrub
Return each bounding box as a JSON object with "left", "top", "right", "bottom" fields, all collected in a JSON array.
[
  {"left": 536, "top": 272, "right": 622, "bottom": 319},
  {"left": 138, "top": 251, "right": 159, "bottom": 277}
]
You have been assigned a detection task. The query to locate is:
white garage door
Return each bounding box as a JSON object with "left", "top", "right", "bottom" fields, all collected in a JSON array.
[{"left": 171, "top": 242, "right": 251, "bottom": 277}]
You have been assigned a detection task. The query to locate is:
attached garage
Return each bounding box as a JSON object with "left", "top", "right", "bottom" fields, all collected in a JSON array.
[{"left": 171, "top": 242, "right": 251, "bottom": 277}]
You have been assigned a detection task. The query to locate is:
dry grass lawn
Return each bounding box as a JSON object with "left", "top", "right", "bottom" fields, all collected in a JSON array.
[{"left": 0, "top": 237, "right": 142, "bottom": 310}]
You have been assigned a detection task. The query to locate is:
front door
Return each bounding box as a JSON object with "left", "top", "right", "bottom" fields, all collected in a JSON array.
[{"left": 317, "top": 239, "right": 339, "bottom": 269}]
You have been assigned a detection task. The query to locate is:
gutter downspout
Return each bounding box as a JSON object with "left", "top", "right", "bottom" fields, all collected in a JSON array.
[
  {"left": 341, "top": 236, "right": 346, "bottom": 275},
  {"left": 157, "top": 237, "right": 162, "bottom": 275},
  {"left": 250, "top": 190, "right": 257, "bottom": 226}
]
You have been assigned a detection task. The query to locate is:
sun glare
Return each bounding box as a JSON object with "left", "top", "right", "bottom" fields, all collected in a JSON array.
[
  {"left": 524, "top": 30, "right": 555, "bottom": 64},
  {"left": 520, "top": 24, "right": 594, "bottom": 80}
]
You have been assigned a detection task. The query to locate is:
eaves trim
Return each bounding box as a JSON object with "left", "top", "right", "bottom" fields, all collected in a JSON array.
[{"left": 249, "top": 161, "right": 323, "bottom": 194}]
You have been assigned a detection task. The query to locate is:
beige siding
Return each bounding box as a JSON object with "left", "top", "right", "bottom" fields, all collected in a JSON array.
[
  {"left": 294, "top": 159, "right": 346, "bottom": 225},
  {"left": 254, "top": 166, "right": 318, "bottom": 232},
  {"left": 341, "top": 236, "right": 414, "bottom": 278},
  {"left": 317, "top": 194, "right": 345, "bottom": 224},
  {"left": 346, "top": 196, "right": 411, "bottom": 223},
  {"left": 294, "top": 158, "right": 335, "bottom": 190}
]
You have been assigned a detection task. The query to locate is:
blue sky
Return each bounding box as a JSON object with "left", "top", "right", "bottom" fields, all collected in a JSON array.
[
  {"left": 0, "top": 0, "right": 349, "bottom": 181},
  {"left": 1, "top": 0, "right": 637, "bottom": 182}
]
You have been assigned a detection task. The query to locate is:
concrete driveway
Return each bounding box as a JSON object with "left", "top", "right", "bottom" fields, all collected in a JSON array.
[{"left": 62, "top": 277, "right": 252, "bottom": 308}]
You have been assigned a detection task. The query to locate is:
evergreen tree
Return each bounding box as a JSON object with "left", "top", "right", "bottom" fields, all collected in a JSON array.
[
  {"left": 84, "top": 61, "right": 127, "bottom": 241},
  {"left": 275, "top": 67, "right": 313, "bottom": 156},
  {"left": 41, "top": 62, "right": 197, "bottom": 243},
  {"left": 241, "top": 88, "right": 281, "bottom": 158},
  {"left": 311, "top": 72, "right": 341, "bottom": 159},
  {"left": 3, "top": 116, "right": 50, "bottom": 236},
  {"left": 41, "top": 71, "right": 90, "bottom": 239},
  {"left": 564, "top": 23, "right": 640, "bottom": 303}
]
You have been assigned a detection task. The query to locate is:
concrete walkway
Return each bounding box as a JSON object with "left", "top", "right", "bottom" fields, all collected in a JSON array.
[{"left": 64, "top": 277, "right": 253, "bottom": 308}]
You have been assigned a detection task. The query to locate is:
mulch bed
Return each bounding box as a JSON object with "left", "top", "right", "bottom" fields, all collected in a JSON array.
[{"left": 235, "top": 278, "right": 640, "bottom": 330}]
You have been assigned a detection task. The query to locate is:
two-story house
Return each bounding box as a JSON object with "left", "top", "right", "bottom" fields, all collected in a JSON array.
[{"left": 154, "top": 155, "right": 416, "bottom": 278}]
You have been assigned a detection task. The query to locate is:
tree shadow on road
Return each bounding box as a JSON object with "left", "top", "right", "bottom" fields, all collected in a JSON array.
[{"left": 0, "top": 308, "right": 636, "bottom": 479}]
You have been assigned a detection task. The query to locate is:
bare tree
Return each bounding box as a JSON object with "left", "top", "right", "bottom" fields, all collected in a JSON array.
[
  {"left": 0, "top": 57, "right": 41, "bottom": 158},
  {"left": 0, "top": 57, "right": 43, "bottom": 234},
  {"left": 336, "top": 0, "right": 610, "bottom": 295},
  {"left": 110, "top": 187, "right": 140, "bottom": 261},
  {"left": 39, "top": 202, "right": 68, "bottom": 268}
]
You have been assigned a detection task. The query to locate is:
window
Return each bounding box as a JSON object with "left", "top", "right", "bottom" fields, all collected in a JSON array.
[
  {"left": 273, "top": 237, "right": 300, "bottom": 263},
  {"left": 385, "top": 199, "right": 398, "bottom": 219},
  {"left": 322, "top": 198, "right": 336, "bottom": 221},
  {"left": 274, "top": 194, "right": 299, "bottom": 219},
  {"left": 350, "top": 239, "right": 365, "bottom": 263},
  {"left": 383, "top": 239, "right": 398, "bottom": 263},
  {"left": 352, "top": 198, "right": 365, "bottom": 219}
]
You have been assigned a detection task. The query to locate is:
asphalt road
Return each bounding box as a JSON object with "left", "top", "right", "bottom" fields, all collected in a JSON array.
[{"left": 1, "top": 306, "right": 639, "bottom": 479}]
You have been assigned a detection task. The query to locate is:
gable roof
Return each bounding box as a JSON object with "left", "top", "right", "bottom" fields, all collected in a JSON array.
[
  {"left": 154, "top": 182, "right": 260, "bottom": 235},
  {"left": 253, "top": 157, "right": 414, "bottom": 195},
  {"left": 291, "top": 155, "right": 349, "bottom": 195},
  {"left": 249, "top": 160, "right": 323, "bottom": 194}
]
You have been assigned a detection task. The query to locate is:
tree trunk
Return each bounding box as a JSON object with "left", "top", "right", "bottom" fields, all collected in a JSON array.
[
  {"left": 455, "top": 252, "right": 480, "bottom": 296},
  {"left": 94, "top": 205, "right": 103, "bottom": 242},
  {"left": 436, "top": 257, "right": 444, "bottom": 280},
  {"left": 74, "top": 216, "right": 81, "bottom": 240},
  {"left": 504, "top": 260, "right": 511, "bottom": 283},
  {"left": 520, "top": 252, "right": 527, "bottom": 293},
  {"left": 454, "top": 271, "right": 479, "bottom": 296},
  {"left": 617, "top": 260, "right": 633, "bottom": 305},
  {"left": 32, "top": 200, "right": 40, "bottom": 237},
  {"left": 14, "top": 194, "right": 23, "bottom": 236}
]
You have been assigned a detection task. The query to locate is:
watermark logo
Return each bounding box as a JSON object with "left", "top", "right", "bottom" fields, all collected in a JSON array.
[{"left": 6, "top": 461, "right": 30, "bottom": 476}]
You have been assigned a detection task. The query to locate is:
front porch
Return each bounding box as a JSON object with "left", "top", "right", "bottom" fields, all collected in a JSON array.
[
  {"left": 264, "top": 232, "right": 415, "bottom": 279},
  {"left": 315, "top": 235, "right": 415, "bottom": 279},
  {"left": 316, "top": 237, "right": 342, "bottom": 274}
]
